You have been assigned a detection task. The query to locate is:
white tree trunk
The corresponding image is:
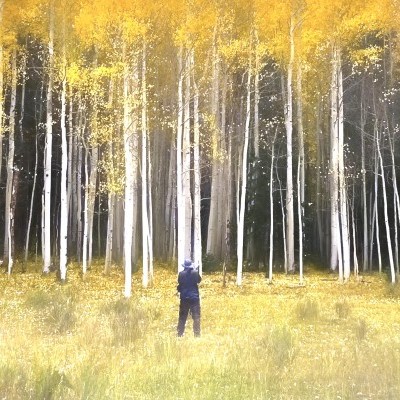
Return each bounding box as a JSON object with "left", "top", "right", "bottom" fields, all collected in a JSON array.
[
  {"left": 165, "top": 141, "right": 176, "bottom": 258},
  {"left": 338, "top": 58, "right": 350, "bottom": 280},
  {"left": 389, "top": 133, "right": 400, "bottom": 274},
  {"left": 284, "top": 17, "right": 295, "bottom": 273},
  {"left": 370, "top": 149, "right": 382, "bottom": 272},
  {"left": 192, "top": 51, "right": 202, "bottom": 274},
  {"left": 268, "top": 128, "right": 278, "bottom": 282},
  {"left": 206, "top": 30, "right": 220, "bottom": 256},
  {"left": 82, "top": 150, "right": 89, "bottom": 275},
  {"left": 360, "top": 82, "right": 368, "bottom": 271},
  {"left": 297, "top": 65, "right": 304, "bottom": 284},
  {"left": 142, "top": 40, "right": 150, "bottom": 288},
  {"left": 330, "top": 46, "right": 340, "bottom": 275},
  {"left": 105, "top": 192, "right": 114, "bottom": 274},
  {"left": 176, "top": 47, "right": 185, "bottom": 271},
  {"left": 43, "top": 0, "right": 54, "bottom": 273},
  {"left": 87, "top": 146, "right": 98, "bottom": 266},
  {"left": 67, "top": 86, "right": 73, "bottom": 252},
  {"left": 236, "top": 60, "right": 252, "bottom": 286},
  {"left": 351, "top": 184, "right": 359, "bottom": 276},
  {"left": 277, "top": 164, "right": 287, "bottom": 272},
  {"left": 123, "top": 51, "right": 139, "bottom": 297},
  {"left": 220, "top": 74, "right": 230, "bottom": 259},
  {"left": 59, "top": 46, "right": 68, "bottom": 281},
  {"left": 147, "top": 136, "right": 154, "bottom": 281},
  {"left": 5, "top": 48, "right": 17, "bottom": 271},
  {"left": 376, "top": 127, "right": 395, "bottom": 283},
  {"left": 76, "top": 133, "right": 83, "bottom": 262},
  {"left": 183, "top": 52, "right": 192, "bottom": 260}
]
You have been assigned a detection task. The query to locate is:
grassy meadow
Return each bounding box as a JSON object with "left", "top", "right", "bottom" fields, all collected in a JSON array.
[{"left": 1, "top": 261, "right": 400, "bottom": 399}]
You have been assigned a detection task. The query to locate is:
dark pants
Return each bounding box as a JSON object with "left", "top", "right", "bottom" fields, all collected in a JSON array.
[{"left": 177, "top": 298, "right": 201, "bottom": 337}]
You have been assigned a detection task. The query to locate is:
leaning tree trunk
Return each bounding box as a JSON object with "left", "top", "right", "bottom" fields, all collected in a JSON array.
[
  {"left": 24, "top": 79, "right": 42, "bottom": 262},
  {"left": 141, "top": 39, "right": 151, "bottom": 288},
  {"left": 376, "top": 127, "right": 395, "bottom": 283},
  {"left": 268, "top": 128, "right": 278, "bottom": 282},
  {"left": 236, "top": 54, "right": 252, "bottom": 286},
  {"left": 370, "top": 126, "right": 382, "bottom": 272}
]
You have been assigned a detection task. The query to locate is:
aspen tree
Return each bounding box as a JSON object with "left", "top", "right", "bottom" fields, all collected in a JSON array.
[
  {"left": 43, "top": 0, "right": 55, "bottom": 273},
  {"left": 59, "top": 36, "right": 68, "bottom": 282},
  {"left": 4, "top": 48, "right": 17, "bottom": 272}
]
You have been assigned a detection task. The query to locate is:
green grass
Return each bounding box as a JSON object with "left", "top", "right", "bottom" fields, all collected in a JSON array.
[{"left": 1, "top": 262, "right": 400, "bottom": 399}]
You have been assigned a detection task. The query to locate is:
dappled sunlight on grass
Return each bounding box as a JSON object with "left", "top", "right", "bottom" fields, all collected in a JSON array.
[{"left": 0, "top": 262, "right": 400, "bottom": 398}]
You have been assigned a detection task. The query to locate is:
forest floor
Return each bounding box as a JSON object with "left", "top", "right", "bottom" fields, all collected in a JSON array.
[{"left": 1, "top": 261, "right": 400, "bottom": 399}]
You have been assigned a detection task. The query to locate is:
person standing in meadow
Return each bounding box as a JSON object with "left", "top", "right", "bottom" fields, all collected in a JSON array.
[{"left": 177, "top": 259, "right": 202, "bottom": 337}]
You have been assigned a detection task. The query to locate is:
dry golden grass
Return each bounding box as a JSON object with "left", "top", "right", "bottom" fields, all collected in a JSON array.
[{"left": 1, "top": 261, "right": 400, "bottom": 399}]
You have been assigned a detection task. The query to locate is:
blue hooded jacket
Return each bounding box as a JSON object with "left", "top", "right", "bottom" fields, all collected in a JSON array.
[{"left": 177, "top": 260, "right": 202, "bottom": 300}]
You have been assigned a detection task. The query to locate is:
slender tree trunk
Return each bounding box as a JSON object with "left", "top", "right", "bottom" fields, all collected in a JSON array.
[
  {"left": 165, "top": 140, "right": 176, "bottom": 259},
  {"left": 87, "top": 146, "right": 98, "bottom": 267},
  {"left": 59, "top": 42, "right": 68, "bottom": 282},
  {"left": 183, "top": 50, "right": 192, "bottom": 260},
  {"left": 43, "top": 0, "right": 55, "bottom": 273},
  {"left": 297, "top": 64, "right": 304, "bottom": 284},
  {"left": 4, "top": 48, "right": 17, "bottom": 271},
  {"left": 142, "top": 39, "right": 151, "bottom": 288},
  {"left": 192, "top": 51, "right": 202, "bottom": 274},
  {"left": 389, "top": 133, "right": 400, "bottom": 274},
  {"left": 105, "top": 192, "right": 114, "bottom": 274},
  {"left": 147, "top": 132, "right": 154, "bottom": 281},
  {"left": 67, "top": 86, "right": 74, "bottom": 254},
  {"left": 284, "top": 17, "right": 295, "bottom": 273},
  {"left": 206, "top": 29, "right": 220, "bottom": 257},
  {"left": 0, "top": 0, "right": 4, "bottom": 186},
  {"left": 236, "top": 56, "right": 252, "bottom": 286},
  {"left": 315, "top": 97, "right": 324, "bottom": 260},
  {"left": 76, "top": 132, "right": 83, "bottom": 263},
  {"left": 330, "top": 46, "right": 340, "bottom": 275},
  {"left": 176, "top": 46, "right": 185, "bottom": 271},
  {"left": 123, "top": 49, "right": 139, "bottom": 297},
  {"left": 220, "top": 73, "right": 230, "bottom": 260},
  {"left": 338, "top": 58, "right": 350, "bottom": 280},
  {"left": 24, "top": 102, "right": 40, "bottom": 262},
  {"left": 277, "top": 162, "right": 287, "bottom": 272},
  {"left": 268, "top": 128, "right": 278, "bottom": 282},
  {"left": 19, "top": 50, "right": 26, "bottom": 140},
  {"left": 360, "top": 80, "right": 368, "bottom": 272},
  {"left": 370, "top": 148, "right": 382, "bottom": 272},
  {"left": 351, "top": 183, "right": 359, "bottom": 277},
  {"left": 82, "top": 149, "right": 89, "bottom": 275},
  {"left": 376, "top": 126, "right": 395, "bottom": 283}
]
